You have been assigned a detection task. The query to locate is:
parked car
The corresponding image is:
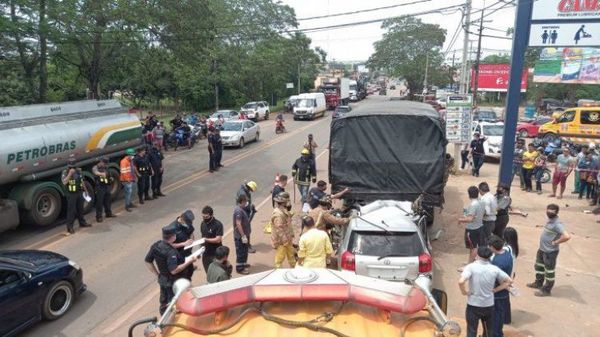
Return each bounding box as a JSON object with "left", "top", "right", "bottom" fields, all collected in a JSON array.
[
  {"left": 517, "top": 116, "right": 553, "bottom": 138},
  {"left": 538, "top": 98, "right": 575, "bottom": 115},
  {"left": 220, "top": 120, "right": 260, "bottom": 148},
  {"left": 338, "top": 200, "right": 432, "bottom": 290},
  {"left": 472, "top": 121, "right": 505, "bottom": 158},
  {"left": 472, "top": 108, "right": 498, "bottom": 122},
  {"left": 240, "top": 101, "right": 269, "bottom": 121},
  {"left": 538, "top": 107, "right": 600, "bottom": 144},
  {"left": 208, "top": 110, "right": 239, "bottom": 124},
  {"left": 332, "top": 105, "right": 352, "bottom": 119},
  {"left": 284, "top": 96, "right": 299, "bottom": 113},
  {"left": 0, "top": 250, "right": 86, "bottom": 337},
  {"left": 293, "top": 92, "right": 327, "bottom": 120}
]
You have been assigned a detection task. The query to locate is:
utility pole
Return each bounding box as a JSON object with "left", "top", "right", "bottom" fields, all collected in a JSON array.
[
  {"left": 451, "top": 50, "right": 456, "bottom": 91},
  {"left": 459, "top": 0, "right": 472, "bottom": 94},
  {"left": 423, "top": 53, "right": 429, "bottom": 95},
  {"left": 297, "top": 63, "right": 301, "bottom": 95},
  {"left": 472, "top": 8, "right": 484, "bottom": 107}
]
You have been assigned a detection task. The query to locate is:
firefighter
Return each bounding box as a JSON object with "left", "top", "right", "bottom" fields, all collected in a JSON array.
[
  {"left": 133, "top": 147, "right": 154, "bottom": 204},
  {"left": 270, "top": 192, "right": 296, "bottom": 268},
  {"left": 292, "top": 148, "right": 316, "bottom": 205},
  {"left": 61, "top": 158, "right": 91, "bottom": 234},
  {"left": 92, "top": 157, "right": 115, "bottom": 222},
  {"left": 120, "top": 148, "right": 137, "bottom": 211},
  {"left": 236, "top": 181, "right": 258, "bottom": 253}
]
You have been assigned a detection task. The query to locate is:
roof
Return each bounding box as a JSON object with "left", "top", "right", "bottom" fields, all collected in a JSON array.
[{"left": 347, "top": 99, "right": 440, "bottom": 119}]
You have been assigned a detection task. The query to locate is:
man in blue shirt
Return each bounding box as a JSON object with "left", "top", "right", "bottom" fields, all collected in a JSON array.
[{"left": 490, "top": 236, "right": 513, "bottom": 337}]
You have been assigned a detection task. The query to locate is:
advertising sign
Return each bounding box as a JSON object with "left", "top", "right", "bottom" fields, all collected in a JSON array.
[
  {"left": 529, "top": 22, "right": 600, "bottom": 47},
  {"left": 470, "top": 64, "right": 528, "bottom": 92},
  {"left": 533, "top": 47, "right": 600, "bottom": 83},
  {"left": 446, "top": 95, "right": 472, "bottom": 143},
  {"left": 532, "top": 0, "right": 600, "bottom": 20},
  {"left": 286, "top": 83, "right": 294, "bottom": 89}
]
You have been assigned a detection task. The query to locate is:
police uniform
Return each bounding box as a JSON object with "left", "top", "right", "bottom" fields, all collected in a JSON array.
[
  {"left": 148, "top": 147, "right": 165, "bottom": 197},
  {"left": 133, "top": 151, "right": 153, "bottom": 203},
  {"left": 61, "top": 161, "right": 90, "bottom": 233},
  {"left": 171, "top": 210, "right": 195, "bottom": 280},
  {"left": 92, "top": 159, "right": 114, "bottom": 222},
  {"left": 144, "top": 225, "right": 184, "bottom": 314}
]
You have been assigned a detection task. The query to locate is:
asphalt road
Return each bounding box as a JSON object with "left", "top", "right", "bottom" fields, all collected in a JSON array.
[{"left": 0, "top": 103, "right": 338, "bottom": 337}]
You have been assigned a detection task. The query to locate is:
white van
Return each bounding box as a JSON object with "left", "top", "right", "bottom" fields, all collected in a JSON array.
[{"left": 293, "top": 93, "right": 326, "bottom": 120}]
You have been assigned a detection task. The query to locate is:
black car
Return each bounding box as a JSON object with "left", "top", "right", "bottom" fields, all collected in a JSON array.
[
  {"left": 0, "top": 250, "right": 86, "bottom": 337},
  {"left": 332, "top": 105, "right": 352, "bottom": 119}
]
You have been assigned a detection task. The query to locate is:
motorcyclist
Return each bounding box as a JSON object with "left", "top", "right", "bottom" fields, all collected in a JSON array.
[
  {"left": 174, "top": 122, "right": 192, "bottom": 150},
  {"left": 275, "top": 112, "right": 285, "bottom": 133},
  {"left": 169, "top": 114, "right": 183, "bottom": 131}
]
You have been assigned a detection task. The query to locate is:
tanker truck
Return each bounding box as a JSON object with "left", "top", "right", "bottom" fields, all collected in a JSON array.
[{"left": 0, "top": 100, "right": 142, "bottom": 234}]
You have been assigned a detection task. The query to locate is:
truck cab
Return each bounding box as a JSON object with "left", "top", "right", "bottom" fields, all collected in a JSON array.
[{"left": 538, "top": 107, "right": 600, "bottom": 143}]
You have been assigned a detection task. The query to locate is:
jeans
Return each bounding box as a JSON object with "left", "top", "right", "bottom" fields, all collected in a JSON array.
[
  {"left": 534, "top": 249, "right": 559, "bottom": 293},
  {"left": 482, "top": 220, "right": 495, "bottom": 243},
  {"left": 510, "top": 164, "right": 524, "bottom": 188},
  {"left": 494, "top": 214, "right": 509, "bottom": 237},
  {"left": 579, "top": 179, "right": 590, "bottom": 198},
  {"left": 466, "top": 304, "right": 494, "bottom": 337},
  {"left": 574, "top": 170, "right": 581, "bottom": 193},
  {"left": 493, "top": 297, "right": 509, "bottom": 337},
  {"left": 298, "top": 184, "right": 310, "bottom": 203},
  {"left": 521, "top": 167, "right": 534, "bottom": 191},
  {"left": 274, "top": 243, "right": 296, "bottom": 268},
  {"left": 122, "top": 181, "right": 134, "bottom": 207},
  {"left": 461, "top": 150, "right": 469, "bottom": 169},
  {"left": 472, "top": 155, "right": 484, "bottom": 176},
  {"left": 234, "top": 237, "right": 249, "bottom": 272}
]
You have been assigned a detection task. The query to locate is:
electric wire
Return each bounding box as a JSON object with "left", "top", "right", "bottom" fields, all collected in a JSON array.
[{"left": 296, "top": 0, "right": 433, "bottom": 21}]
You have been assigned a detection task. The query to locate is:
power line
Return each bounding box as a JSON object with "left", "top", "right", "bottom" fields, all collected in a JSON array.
[
  {"left": 297, "top": 0, "right": 433, "bottom": 21},
  {"left": 444, "top": 15, "right": 464, "bottom": 57}
]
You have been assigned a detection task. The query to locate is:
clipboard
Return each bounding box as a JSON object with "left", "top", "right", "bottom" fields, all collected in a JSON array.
[
  {"left": 185, "top": 246, "right": 205, "bottom": 264},
  {"left": 184, "top": 238, "right": 205, "bottom": 250}
]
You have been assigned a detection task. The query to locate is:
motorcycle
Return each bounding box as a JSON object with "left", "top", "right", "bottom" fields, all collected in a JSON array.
[
  {"left": 192, "top": 123, "right": 205, "bottom": 140},
  {"left": 275, "top": 119, "right": 286, "bottom": 134},
  {"left": 166, "top": 128, "right": 194, "bottom": 151}
]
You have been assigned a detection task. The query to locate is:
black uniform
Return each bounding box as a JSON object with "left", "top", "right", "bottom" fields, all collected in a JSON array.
[
  {"left": 214, "top": 132, "right": 223, "bottom": 167},
  {"left": 200, "top": 217, "right": 224, "bottom": 272},
  {"left": 133, "top": 154, "right": 152, "bottom": 202},
  {"left": 93, "top": 164, "right": 113, "bottom": 221},
  {"left": 62, "top": 168, "right": 87, "bottom": 231},
  {"left": 148, "top": 147, "right": 164, "bottom": 197},
  {"left": 144, "top": 240, "right": 183, "bottom": 314},
  {"left": 171, "top": 210, "right": 195, "bottom": 280}
]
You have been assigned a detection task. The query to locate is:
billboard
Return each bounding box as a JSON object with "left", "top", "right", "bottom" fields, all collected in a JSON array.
[
  {"left": 470, "top": 64, "right": 528, "bottom": 92},
  {"left": 533, "top": 47, "right": 600, "bottom": 84},
  {"left": 532, "top": 0, "right": 600, "bottom": 21}
]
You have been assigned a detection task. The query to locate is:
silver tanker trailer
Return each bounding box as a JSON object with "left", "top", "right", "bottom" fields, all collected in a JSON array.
[{"left": 0, "top": 100, "right": 142, "bottom": 233}]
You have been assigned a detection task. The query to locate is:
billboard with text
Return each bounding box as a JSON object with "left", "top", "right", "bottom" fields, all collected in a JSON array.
[
  {"left": 533, "top": 47, "right": 600, "bottom": 84},
  {"left": 470, "top": 64, "right": 528, "bottom": 92}
]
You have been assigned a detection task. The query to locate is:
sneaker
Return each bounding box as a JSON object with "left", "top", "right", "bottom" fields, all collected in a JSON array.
[
  {"left": 139, "top": 199, "right": 145, "bottom": 204},
  {"left": 156, "top": 192, "right": 166, "bottom": 197},
  {"left": 534, "top": 290, "right": 551, "bottom": 297},
  {"left": 106, "top": 214, "right": 117, "bottom": 218},
  {"left": 129, "top": 203, "right": 138, "bottom": 208},
  {"left": 248, "top": 247, "right": 257, "bottom": 254},
  {"left": 145, "top": 196, "right": 154, "bottom": 201},
  {"left": 237, "top": 269, "right": 250, "bottom": 275},
  {"left": 126, "top": 207, "right": 132, "bottom": 212},
  {"left": 66, "top": 228, "right": 75, "bottom": 235},
  {"left": 526, "top": 282, "right": 542, "bottom": 289},
  {"left": 80, "top": 223, "right": 92, "bottom": 228}
]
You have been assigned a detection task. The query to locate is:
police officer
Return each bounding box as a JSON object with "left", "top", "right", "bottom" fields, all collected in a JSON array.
[
  {"left": 144, "top": 224, "right": 198, "bottom": 314},
  {"left": 61, "top": 158, "right": 91, "bottom": 234},
  {"left": 236, "top": 181, "right": 257, "bottom": 253},
  {"left": 148, "top": 144, "right": 165, "bottom": 198},
  {"left": 92, "top": 157, "right": 115, "bottom": 223},
  {"left": 214, "top": 128, "right": 224, "bottom": 168},
  {"left": 169, "top": 210, "right": 196, "bottom": 280},
  {"left": 207, "top": 127, "right": 217, "bottom": 173},
  {"left": 133, "top": 147, "right": 154, "bottom": 204}
]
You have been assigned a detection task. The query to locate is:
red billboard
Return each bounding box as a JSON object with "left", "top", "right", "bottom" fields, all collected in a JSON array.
[{"left": 470, "top": 64, "right": 528, "bottom": 92}]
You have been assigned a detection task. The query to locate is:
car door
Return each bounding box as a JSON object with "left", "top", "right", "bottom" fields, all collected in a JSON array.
[
  {"left": 579, "top": 110, "right": 600, "bottom": 139},
  {"left": 257, "top": 103, "right": 265, "bottom": 118},
  {"left": 554, "top": 110, "right": 576, "bottom": 137},
  {"left": 0, "top": 269, "right": 40, "bottom": 335},
  {"left": 229, "top": 111, "right": 239, "bottom": 120},
  {"left": 244, "top": 121, "right": 255, "bottom": 140}
]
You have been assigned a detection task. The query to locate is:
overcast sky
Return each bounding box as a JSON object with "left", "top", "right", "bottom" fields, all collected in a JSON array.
[{"left": 280, "top": 0, "right": 517, "bottom": 63}]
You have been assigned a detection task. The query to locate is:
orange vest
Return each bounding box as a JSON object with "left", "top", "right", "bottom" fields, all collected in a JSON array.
[{"left": 120, "top": 156, "right": 135, "bottom": 182}]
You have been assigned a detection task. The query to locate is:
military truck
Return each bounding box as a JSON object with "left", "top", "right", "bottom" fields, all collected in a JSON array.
[{"left": 0, "top": 100, "right": 141, "bottom": 233}]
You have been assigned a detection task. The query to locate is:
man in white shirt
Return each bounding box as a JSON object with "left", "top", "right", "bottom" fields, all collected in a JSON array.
[
  {"left": 479, "top": 182, "right": 498, "bottom": 243},
  {"left": 459, "top": 247, "right": 513, "bottom": 337}
]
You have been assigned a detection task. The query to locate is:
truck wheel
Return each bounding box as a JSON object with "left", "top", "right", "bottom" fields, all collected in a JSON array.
[
  {"left": 42, "top": 280, "right": 74, "bottom": 320},
  {"left": 108, "top": 168, "right": 121, "bottom": 201},
  {"left": 543, "top": 133, "right": 558, "bottom": 143},
  {"left": 82, "top": 180, "right": 95, "bottom": 215},
  {"left": 23, "top": 187, "right": 62, "bottom": 226}
]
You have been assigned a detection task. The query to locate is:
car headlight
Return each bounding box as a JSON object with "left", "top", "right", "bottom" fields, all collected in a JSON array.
[
  {"left": 231, "top": 135, "right": 240, "bottom": 141},
  {"left": 68, "top": 260, "right": 81, "bottom": 270}
]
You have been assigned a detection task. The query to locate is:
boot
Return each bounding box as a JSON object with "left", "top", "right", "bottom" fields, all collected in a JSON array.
[
  {"left": 145, "top": 195, "right": 154, "bottom": 201},
  {"left": 139, "top": 197, "right": 145, "bottom": 205},
  {"left": 96, "top": 217, "right": 103, "bottom": 223},
  {"left": 156, "top": 191, "right": 166, "bottom": 197},
  {"left": 526, "top": 281, "right": 543, "bottom": 289}
]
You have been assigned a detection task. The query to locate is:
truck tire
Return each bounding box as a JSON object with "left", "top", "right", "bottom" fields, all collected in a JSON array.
[
  {"left": 82, "top": 180, "right": 95, "bottom": 215},
  {"left": 23, "top": 187, "right": 62, "bottom": 227},
  {"left": 108, "top": 168, "right": 121, "bottom": 201}
]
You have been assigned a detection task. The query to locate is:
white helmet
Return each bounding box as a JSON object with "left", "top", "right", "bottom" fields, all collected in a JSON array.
[{"left": 590, "top": 142, "right": 596, "bottom": 149}]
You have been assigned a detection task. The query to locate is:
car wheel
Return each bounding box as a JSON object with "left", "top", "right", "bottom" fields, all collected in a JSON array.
[
  {"left": 543, "top": 133, "right": 558, "bottom": 143},
  {"left": 255, "top": 132, "right": 260, "bottom": 142},
  {"left": 239, "top": 137, "right": 245, "bottom": 148},
  {"left": 518, "top": 129, "right": 529, "bottom": 138},
  {"left": 42, "top": 280, "right": 74, "bottom": 320},
  {"left": 23, "top": 187, "right": 62, "bottom": 226},
  {"left": 265, "top": 111, "right": 269, "bottom": 120}
]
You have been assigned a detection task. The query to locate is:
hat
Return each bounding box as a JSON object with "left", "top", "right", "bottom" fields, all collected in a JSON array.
[
  {"left": 67, "top": 158, "right": 77, "bottom": 167},
  {"left": 125, "top": 148, "right": 135, "bottom": 155},
  {"left": 301, "top": 148, "right": 310, "bottom": 155},
  {"left": 162, "top": 224, "right": 177, "bottom": 237},
  {"left": 180, "top": 210, "right": 195, "bottom": 225},
  {"left": 318, "top": 195, "right": 332, "bottom": 206},
  {"left": 274, "top": 191, "right": 291, "bottom": 203},
  {"left": 474, "top": 132, "right": 480, "bottom": 136},
  {"left": 246, "top": 181, "right": 258, "bottom": 192}
]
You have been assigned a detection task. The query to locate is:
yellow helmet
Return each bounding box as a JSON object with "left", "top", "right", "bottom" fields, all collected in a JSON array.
[
  {"left": 301, "top": 148, "right": 310, "bottom": 155},
  {"left": 246, "top": 181, "right": 258, "bottom": 192}
]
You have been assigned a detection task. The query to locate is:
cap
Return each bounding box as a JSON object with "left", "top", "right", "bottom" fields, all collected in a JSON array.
[
  {"left": 274, "top": 191, "right": 290, "bottom": 203},
  {"left": 180, "top": 210, "right": 195, "bottom": 225},
  {"left": 246, "top": 181, "right": 258, "bottom": 192},
  {"left": 162, "top": 224, "right": 177, "bottom": 237},
  {"left": 301, "top": 148, "right": 310, "bottom": 155},
  {"left": 100, "top": 157, "right": 109, "bottom": 163},
  {"left": 125, "top": 148, "right": 135, "bottom": 156},
  {"left": 67, "top": 158, "right": 77, "bottom": 167}
]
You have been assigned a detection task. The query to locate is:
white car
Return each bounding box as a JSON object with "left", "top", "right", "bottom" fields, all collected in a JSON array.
[
  {"left": 240, "top": 101, "right": 269, "bottom": 121},
  {"left": 220, "top": 120, "right": 260, "bottom": 148},
  {"left": 208, "top": 110, "right": 239, "bottom": 124},
  {"left": 472, "top": 121, "right": 505, "bottom": 159},
  {"left": 338, "top": 200, "right": 433, "bottom": 291}
]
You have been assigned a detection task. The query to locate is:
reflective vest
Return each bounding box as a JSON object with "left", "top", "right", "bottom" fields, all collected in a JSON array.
[
  {"left": 94, "top": 166, "right": 111, "bottom": 186},
  {"left": 66, "top": 172, "right": 84, "bottom": 193},
  {"left": 120, "top": 156, "right": 135, "bottom": 182}
]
